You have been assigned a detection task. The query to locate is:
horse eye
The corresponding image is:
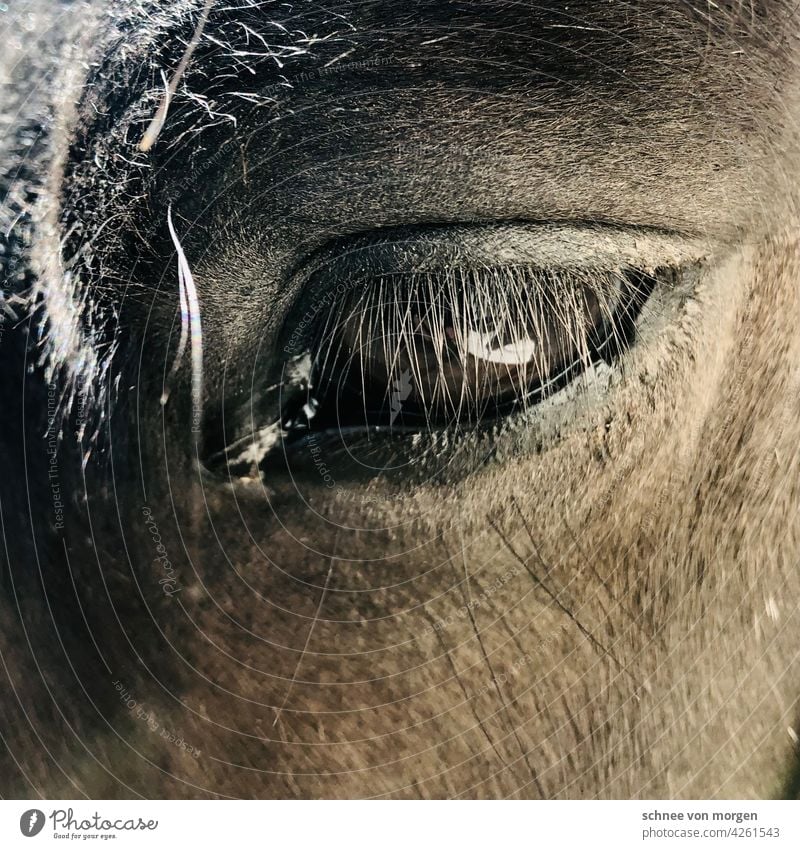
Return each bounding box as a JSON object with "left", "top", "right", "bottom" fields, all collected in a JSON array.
[{"left": 280, "top": 265, "right": 654, "bottom": 435}]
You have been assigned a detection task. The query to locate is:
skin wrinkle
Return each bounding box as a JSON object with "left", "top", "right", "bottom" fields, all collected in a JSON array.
[{"left": 1, "top": 0, "right": 800, "bottom": 799}]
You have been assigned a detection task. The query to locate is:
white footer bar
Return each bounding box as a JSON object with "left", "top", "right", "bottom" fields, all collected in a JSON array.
[{"left": 1, "top": 800, "right": 797, "bottom": 848}]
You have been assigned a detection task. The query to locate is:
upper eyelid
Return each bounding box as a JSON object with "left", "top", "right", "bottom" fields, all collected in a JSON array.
[
  {"left": 276, "top": 220, "right": 712, "bottom": 363},
  {"left": 285, "top": 220, "right": 714, "bottom": 297}
]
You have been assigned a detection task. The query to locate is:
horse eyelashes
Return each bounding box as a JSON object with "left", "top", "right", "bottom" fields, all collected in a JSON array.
[{"left": 280, "top": 264, "right": 654, "bottom": 435}]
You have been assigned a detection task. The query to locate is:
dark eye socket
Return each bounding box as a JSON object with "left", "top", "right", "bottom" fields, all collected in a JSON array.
[{"left": 279, "top": 263, "right": 654, "bottom": 436}]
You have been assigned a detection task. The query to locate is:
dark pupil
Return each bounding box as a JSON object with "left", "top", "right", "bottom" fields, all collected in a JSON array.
[{"left": 284, "top": 267, "right": 653, "bottom": 434}]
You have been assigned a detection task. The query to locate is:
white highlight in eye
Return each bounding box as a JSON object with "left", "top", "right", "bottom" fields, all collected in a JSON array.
[{"left": 464, "top": 329, "right": 538, "bottom": 365}]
